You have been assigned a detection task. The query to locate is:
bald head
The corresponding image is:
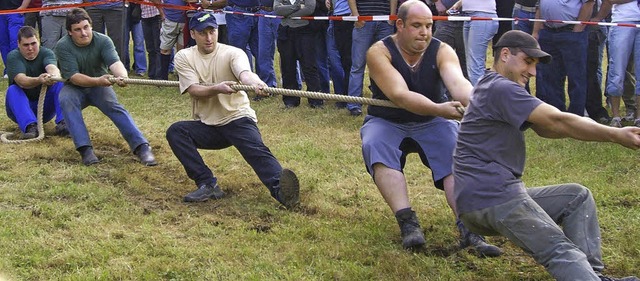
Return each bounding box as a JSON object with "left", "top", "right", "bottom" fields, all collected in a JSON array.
[{"left": 397, "top": 0, "right": 432, "bottom": 22}]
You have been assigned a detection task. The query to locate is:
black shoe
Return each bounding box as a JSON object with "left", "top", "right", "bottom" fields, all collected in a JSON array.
[
  {"left": 349, "top": 108, "right": 362, "bottom": 116},
  {"left": 134, "top": 143, "right": 157, "bottom": 166},
  {"left": 284, "top": 103, "right": 298, "bottom": 109},
  {"left": 457, "top": 219, "right": 502, "bottom": 257},
  {"left": 335, "top": 102, "right": 347, "bottom": 109},
  {"left": 55, "top": 120, "right": 70, "bottom": 137},
  {"left": 309, "top": 103, "right": 324, "bottom": 109},
  {"left": 598, "top": 274, "right": 640, "bottom": 281},
  {"left": 78, "top": 146, "right": 99, "bottom": 166},
  {"left": 395, "top": 208, "right": 426, "bottom": 249},
  {"left": 274, "top": 168, "right": 300, "bottom": 209},
  {"left": 21, "top": 123, "right": 38, "bottom": 139},
  {"left": 184, "top": 183, "right": 226, "bottom": 202}
]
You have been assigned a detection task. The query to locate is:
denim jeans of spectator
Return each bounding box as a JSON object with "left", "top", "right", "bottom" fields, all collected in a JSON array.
[
  {"left": 536, "top": 29, "right": 588, "bottom": 115},
  {"left": 462, "top": 11, "right": 498, "bottom": 86},
  {"left": 0, "top": 13, "right": 24, "bottom": 74},
  {"left": 317, "top": 24, "right": 345, "bottom": 95},
  {"left": 142, "top": 15, "right": 162, "bottom": 80},
  {"left": 166, "top": 117, "right": 282, "bottom": 189},
  {"left": 226, "top": 6, "right": 259, "bottom": 78},
  {"left": 512, "top": 6, "right": 534, "bottom": 34},
  {"left": 5, "top": 83, "right": 64, "bottom": 132},
  {"left": 585, "top": 26, "right": 609, "bottom": 121},
  {"left": 331, "top": 19, "right": 353, "bottom": 107},
  {"left": 124, "top": 20, "right": 147, "bottom": 74},
  {"left": 59, "top": 84, "right": 148, "bottom": 151},
  {"left": 258, "top": 11, "right": 280, "bottom": 87},
  {"left": 460, "top": 184, "right": 604, "bottom": 280},
  {"left": 347, "top": 21, "right": 394, "bottom": 111},
  {"left": 605, "top": 22, "right": 640, "bottom": 98}
]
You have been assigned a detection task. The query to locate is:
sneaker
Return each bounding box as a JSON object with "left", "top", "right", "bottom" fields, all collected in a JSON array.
[
  {"left": 134, "top": 143, "right": 157, "bottom": 166},
  {"left": 21, "top": 123, "right": 38, "bottom": 139},
  {"left": 275, "top": 168, "right": 300, "bottom": 209},
  {"left": 457, "top": 219, "right": 502, "bottom": 257},
  {"left": 598, "top": 274, "right": 640, "bottom": 281},
  {"left": 78, "top": 146, "right": 99, "bottom": 166},
  {"left": 623, "top": 111, "right": 635, "bottom": 122},
  {"left": 349, "top": 108, "right": 362, "bottom": 116},
  {"left": 55, "top": 120, "right": 70, "bottom": 137},
  {"left": 183, "top": 182, "right": 225, "bottom": 202},
  {"left": 395, "top": 208, "right": 426, "bottom": 249},
  {"left": 610, "top": 117, "right": 622, "bottom": 128}
]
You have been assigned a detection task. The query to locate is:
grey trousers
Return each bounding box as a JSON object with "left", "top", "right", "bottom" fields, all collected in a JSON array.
[{"left": 460, "top": 183, "right": 603, "bottom": 281}]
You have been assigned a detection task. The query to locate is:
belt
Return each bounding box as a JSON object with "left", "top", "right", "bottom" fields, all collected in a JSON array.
[
  {"left": 260, "top": 6, "right": 273, "bottom": 12},
  {"left": 514, "top": 3, "right": 536, "bottom": 13},
  {"left": 230, "top": 4, "right": 261, "bottom": 13},
  {"left": 545, "top": 24, "right": 574, "bottom": 32}
]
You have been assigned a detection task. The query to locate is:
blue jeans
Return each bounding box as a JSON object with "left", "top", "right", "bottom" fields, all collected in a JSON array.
[
  {"left": 5, "top": 83, "right": 64, "bottom": 132},
  {"left": 347, "top": 21, "right": 394, "bottom": 110},
  {"left": 225, "top": 6, "right": 259, "bottom": 78},
  {"left": 166, "top": 117, "right": 283, "bottom": 189},
  {"left": 59, "top": 84, "right": 148, "bottom": 151},
  {"left": 536, "top": 29, "right": 588, "bottom": 115},
  {"left": 316, "top": 23, "right": 346, "bottom": 95},
  {"left": 460, "top": 184, "right": 603, "bottom": 280},
  {"left": 0, "top": 13, "right": 24, "bottom": 74},
  {"left": 512, "top": 6, "right": 535, "bottom": 34},
  {"left": 124, "top": 20, "right": 147, "bottom": 74},
  {"left": 605, "top": 22, "right": 640, "bottom": 97},
  {"left": 463, "top": 11, "right": 498, "bottom": 86},
  {"left": 258, "top": 10, "right": 280, "bottom": 87}
]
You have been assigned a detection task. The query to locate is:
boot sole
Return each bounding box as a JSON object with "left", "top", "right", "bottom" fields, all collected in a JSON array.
[{"left": 279, "top": 168, "right": 300, "bottom": 209}]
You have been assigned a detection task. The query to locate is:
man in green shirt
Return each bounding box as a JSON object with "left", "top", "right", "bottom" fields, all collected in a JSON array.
[
  {"left": 5, "top": 26, "right": 66, "bottom": 139},
  {"left": 55, "top": 8, "right": 156, "bottom": 166}
]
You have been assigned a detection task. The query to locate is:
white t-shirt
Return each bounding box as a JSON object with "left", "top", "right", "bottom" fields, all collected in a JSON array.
[
  {"left": 174, "top": 43, "right": 257, "bottom": 126},
  {"left": 461, "top": 0, "right": 496, "bottom": 13}
]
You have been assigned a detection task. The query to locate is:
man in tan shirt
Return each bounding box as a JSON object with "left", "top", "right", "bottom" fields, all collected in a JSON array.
[{"left": 167, "top": 11, "right": 300, "bottom": 209}]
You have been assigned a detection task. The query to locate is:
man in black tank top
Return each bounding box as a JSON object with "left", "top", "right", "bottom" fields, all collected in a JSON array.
[{"left": 360, "top": 0, "right": 502, "bottom": 257}]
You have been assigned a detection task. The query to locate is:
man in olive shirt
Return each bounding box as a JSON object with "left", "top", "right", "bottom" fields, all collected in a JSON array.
[{"left": 55, "top": 8, "right": 156, "bottom": 166}]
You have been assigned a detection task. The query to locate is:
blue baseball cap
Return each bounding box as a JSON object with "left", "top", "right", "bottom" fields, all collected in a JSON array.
[{"left": 189, "top": 11, "right": 218, "bottom": 31}]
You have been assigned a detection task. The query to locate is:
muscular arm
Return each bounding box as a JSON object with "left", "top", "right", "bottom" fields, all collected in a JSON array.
[
  {"left": 529, "top": 102, "right": 640, "bottom": 149},
  {"left": 366, "top": 40, "right": 463, "bottom": 119},
  {"left": 437, "top": 43, "right": 472, "bottom": 106}
]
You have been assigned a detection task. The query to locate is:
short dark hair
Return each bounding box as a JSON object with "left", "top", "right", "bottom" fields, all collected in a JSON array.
[
  {"left": 17, "top": 26, "right": 38, "bottom": 42},
  {"left": 66, "top": 8, "right": 92, "bottom": 31},
  {"left": 493, "top": 47, "right": 520, "bottom": 65}
]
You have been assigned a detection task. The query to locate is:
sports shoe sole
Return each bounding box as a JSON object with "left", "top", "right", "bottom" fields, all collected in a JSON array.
[{"left": 279, "top": 168, "right": 300, "bottom": 209}]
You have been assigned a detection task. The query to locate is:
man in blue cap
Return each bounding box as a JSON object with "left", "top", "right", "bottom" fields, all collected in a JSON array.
[{"left": 166, "top": 11, "right": 301, "bottom": 209}]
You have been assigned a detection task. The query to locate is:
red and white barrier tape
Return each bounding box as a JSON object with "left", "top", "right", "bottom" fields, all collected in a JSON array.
[{"left": 3, "top": 0, "right": 639, "bottom": 29}]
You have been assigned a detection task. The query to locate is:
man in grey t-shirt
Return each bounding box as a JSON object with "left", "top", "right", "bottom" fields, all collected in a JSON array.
[{"left": 454, "top": 30, "right": 640, "bottom": 280}]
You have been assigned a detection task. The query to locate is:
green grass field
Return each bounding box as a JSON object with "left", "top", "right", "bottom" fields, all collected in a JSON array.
[{"left": 1, "top": 51, "right": 639, "bottom": 280}]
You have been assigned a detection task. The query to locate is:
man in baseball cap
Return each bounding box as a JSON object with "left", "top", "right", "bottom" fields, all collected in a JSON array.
[
  {"left": 189, "top": 11, "right": 218, "bottom": 31},
  {"left": 453, "top": 29, "right": 640, "bottom": 280},
  {"left": 166, "top": 9, "right": 301, "bottom": 209},
  {"left": 493, "top": 30, "right": 551, "bottom": 64}
]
